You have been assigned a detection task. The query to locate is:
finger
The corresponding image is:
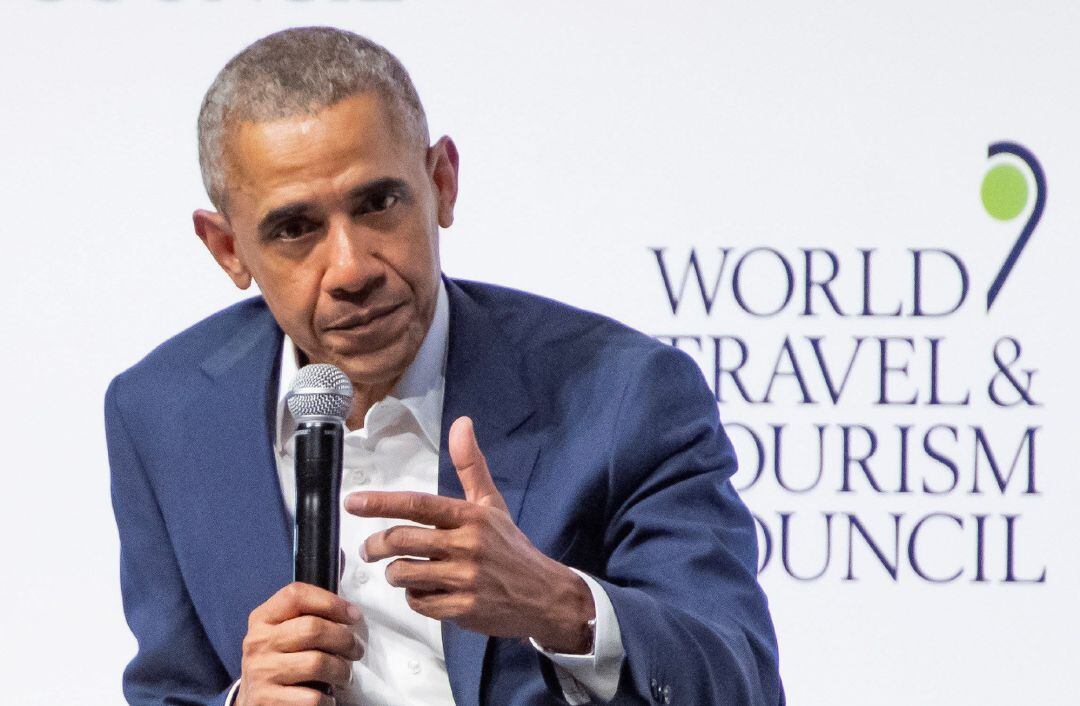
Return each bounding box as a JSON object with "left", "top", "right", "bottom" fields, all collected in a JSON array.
[
  {"left": 450, "top": 416, "right": 509, "bottom": 512},
  {"left": 276, "top": 649, "right": 353, "bottom": 689},
  {"left": 253, "top": 582, "right": 363, "bottom": 627},
  {"left": 363, "top": 525, "right": 448, "bottom": 563},
  {"left": 253, "top": 686, "right": 336, "bottom": 706},
  {"left": 274, "top": 615, "right": 366, "bottom": 660},
  {"left": 385, "top": 557, "right": 473, "bottom": 592},
  {"left": 404, "top": 587, "right": 476, "bottom": 622},
  {"left": 345, "top": 490, "right": 471, "bottom": 528}
]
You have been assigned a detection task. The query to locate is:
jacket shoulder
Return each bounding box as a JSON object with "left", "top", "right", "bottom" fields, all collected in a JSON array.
[
  {"left": 450, "top": 278, "right": 695, "bottom": 400},
  {"left": 106, "top": 295, "right": 273, "bottom": 413},
  {"left": 452, "top": 278, "right": 666, "bottom": 358}
]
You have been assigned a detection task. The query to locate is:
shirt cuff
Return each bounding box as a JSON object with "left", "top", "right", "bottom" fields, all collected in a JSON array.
[
  {"left": 529, "top": 567, "right": 625, "bottom": 703},
  {"left": 225, "top": 678, "right": 241, "bottom": 706}
]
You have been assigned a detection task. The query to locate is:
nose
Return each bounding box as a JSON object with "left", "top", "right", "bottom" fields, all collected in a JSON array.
[{"left": 321, "top": 215, "right": 385, "bottom": 299}]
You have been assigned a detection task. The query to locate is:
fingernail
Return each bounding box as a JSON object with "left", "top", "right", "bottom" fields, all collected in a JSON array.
[{"left": 347, "top": 603, "right": 362, "bottom": 623}]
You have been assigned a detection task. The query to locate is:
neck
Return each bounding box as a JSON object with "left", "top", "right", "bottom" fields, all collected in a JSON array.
[
  {"left": 346, "top": 377, "right": 398, "bottom": 430},
  {"left": 293, "top": 345, "right": 398, "bottom": 431}
]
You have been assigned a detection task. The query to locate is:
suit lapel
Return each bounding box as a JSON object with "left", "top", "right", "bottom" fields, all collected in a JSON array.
[
  {"left": 179, "top": 301, "right": 292, "bottom": 675},
  {"left": 439, "top": 277, "right": 540, "bottom": 705}
]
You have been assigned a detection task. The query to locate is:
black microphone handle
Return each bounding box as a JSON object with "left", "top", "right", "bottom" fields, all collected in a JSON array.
[{"left": 293, "top": 419, "right": 344, "bottom": 695}]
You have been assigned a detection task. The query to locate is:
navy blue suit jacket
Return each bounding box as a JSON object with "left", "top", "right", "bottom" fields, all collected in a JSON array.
[{"left": 105, "top": 276, "right": 783, "bottom": 705}]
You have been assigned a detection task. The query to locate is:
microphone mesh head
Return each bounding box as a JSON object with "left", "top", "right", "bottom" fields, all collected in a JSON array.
[{"left": 286, "top": 363, "right": 353, "bottom": 421}]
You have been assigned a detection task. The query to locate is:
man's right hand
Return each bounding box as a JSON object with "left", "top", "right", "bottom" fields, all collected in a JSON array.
[{"left": 236, "top": 581, "right": 365, "bottom": 706}]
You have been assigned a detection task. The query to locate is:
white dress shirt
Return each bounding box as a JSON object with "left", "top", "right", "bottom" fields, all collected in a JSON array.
[{"left": 227, "top": 278, "right": 624, "bottom": 704}]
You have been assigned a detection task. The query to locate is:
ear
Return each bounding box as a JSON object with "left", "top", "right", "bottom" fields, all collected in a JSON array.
[
  {"left": 192, "top": 209, "right": 253, "bottom": 290},
  {"left": 427, "top": 135, "right": 459, "bottom": 229}
]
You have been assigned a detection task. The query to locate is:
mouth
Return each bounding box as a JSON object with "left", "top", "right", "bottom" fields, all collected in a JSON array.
[{"left": 324, "top": 301, "right": 406, "bottom": 332}]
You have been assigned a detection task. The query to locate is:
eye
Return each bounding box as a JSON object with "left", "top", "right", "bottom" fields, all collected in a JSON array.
[
  {"left": 356, "top": 191, "right": 399, "bottom": 216},
  {"left": 271, "top": 218, "right": 318, "bottom": 241}
]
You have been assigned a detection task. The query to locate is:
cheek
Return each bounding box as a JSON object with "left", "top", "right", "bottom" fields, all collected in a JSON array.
[
  {"left": 379, "top": 226, "right": 436, "bottom": 289},
  {"left": 257, "top": 264, "right": 323, "bottom": 338}
]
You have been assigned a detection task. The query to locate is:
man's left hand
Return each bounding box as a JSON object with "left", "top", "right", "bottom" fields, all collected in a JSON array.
[{"left": 343, "top": 415, "right": 595, "bottom": 654}]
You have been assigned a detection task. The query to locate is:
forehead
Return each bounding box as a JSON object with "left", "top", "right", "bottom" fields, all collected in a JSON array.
[{"left": 223, "top": 92, "right": 419, "bottom": 214}]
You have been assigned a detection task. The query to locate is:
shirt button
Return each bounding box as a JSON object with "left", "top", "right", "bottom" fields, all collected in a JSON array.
[
  {"left": 354, "top": 471, "right": 368, "bottom": 484},
  {"left": 408, "top": 659, "right": 421, "bottom": 675},
  {"left": 354, "top": 570, "right": 369, "bottom": 586}
]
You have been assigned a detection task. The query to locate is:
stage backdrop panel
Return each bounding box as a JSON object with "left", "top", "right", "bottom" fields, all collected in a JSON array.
[{"left": 2, "top": 2, "right": 1076, "bottom": 704}]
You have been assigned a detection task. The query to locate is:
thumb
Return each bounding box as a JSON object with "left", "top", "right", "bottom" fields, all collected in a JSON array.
[{"left": 449, "top": 416, "right": 509, "bottom": 512}]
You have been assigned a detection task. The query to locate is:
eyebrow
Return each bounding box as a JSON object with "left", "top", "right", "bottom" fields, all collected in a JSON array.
[{"left": 257, "top": 176, "right": 410, "bottom": 238}]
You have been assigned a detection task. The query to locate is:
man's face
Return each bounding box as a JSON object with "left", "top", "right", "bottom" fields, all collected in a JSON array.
[{"left": 196, "top": 92, "right": 458, "bottom": 388}]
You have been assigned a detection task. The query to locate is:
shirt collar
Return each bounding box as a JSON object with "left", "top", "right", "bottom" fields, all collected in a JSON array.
[{"left": 274, "top": 277, "right": 449, "bottom": 454}]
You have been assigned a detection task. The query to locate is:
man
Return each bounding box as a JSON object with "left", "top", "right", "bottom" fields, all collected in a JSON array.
[{"left": 105, "top": 26, "right": 783, "bottom": 706}]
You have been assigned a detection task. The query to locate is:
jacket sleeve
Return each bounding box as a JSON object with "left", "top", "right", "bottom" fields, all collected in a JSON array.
[
  {"left": 594, "top": 344, "right": 784, "bottom": 705},
  {"left": 105, "top": 375, "right": 235, "bottom": 706}
]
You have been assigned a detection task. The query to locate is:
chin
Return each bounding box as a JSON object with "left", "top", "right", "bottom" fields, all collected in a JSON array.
[{"left": 331, "top": 338, "right": 414, "bottom": 385}]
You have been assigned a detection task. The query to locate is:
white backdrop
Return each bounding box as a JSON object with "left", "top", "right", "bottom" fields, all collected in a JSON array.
[{"left": 2, "top": 2, "right": 1077, "bottom": 704}]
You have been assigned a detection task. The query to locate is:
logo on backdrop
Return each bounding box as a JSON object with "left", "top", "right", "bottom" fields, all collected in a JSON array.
[
  {"left": 982, "top": 142, "right": 1045, "bottom": 310},
  {"left": 649, "top": 142, "right": 1047, "bottom": 585}
]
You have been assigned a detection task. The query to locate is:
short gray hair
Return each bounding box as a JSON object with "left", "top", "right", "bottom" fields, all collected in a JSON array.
[{"left": 197, "top": 26, "right": 429, "bottom": 215}]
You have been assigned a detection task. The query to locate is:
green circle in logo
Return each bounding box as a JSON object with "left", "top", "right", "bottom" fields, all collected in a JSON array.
[{"left": 981, "top": 164, "right": 1028, "bottom": 221}]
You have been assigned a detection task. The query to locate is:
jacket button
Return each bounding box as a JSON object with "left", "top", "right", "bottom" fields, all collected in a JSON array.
[
  {"left": 649, "top": 678, "right": 661, "bottom": 701},
  {"left": 662, "top": 684, "right": 672, "bottom": 703}
]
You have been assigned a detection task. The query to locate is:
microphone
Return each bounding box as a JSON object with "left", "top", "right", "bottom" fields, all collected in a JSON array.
[{"left": 285, "top": 363, "right": 353, "bottom": 695}]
